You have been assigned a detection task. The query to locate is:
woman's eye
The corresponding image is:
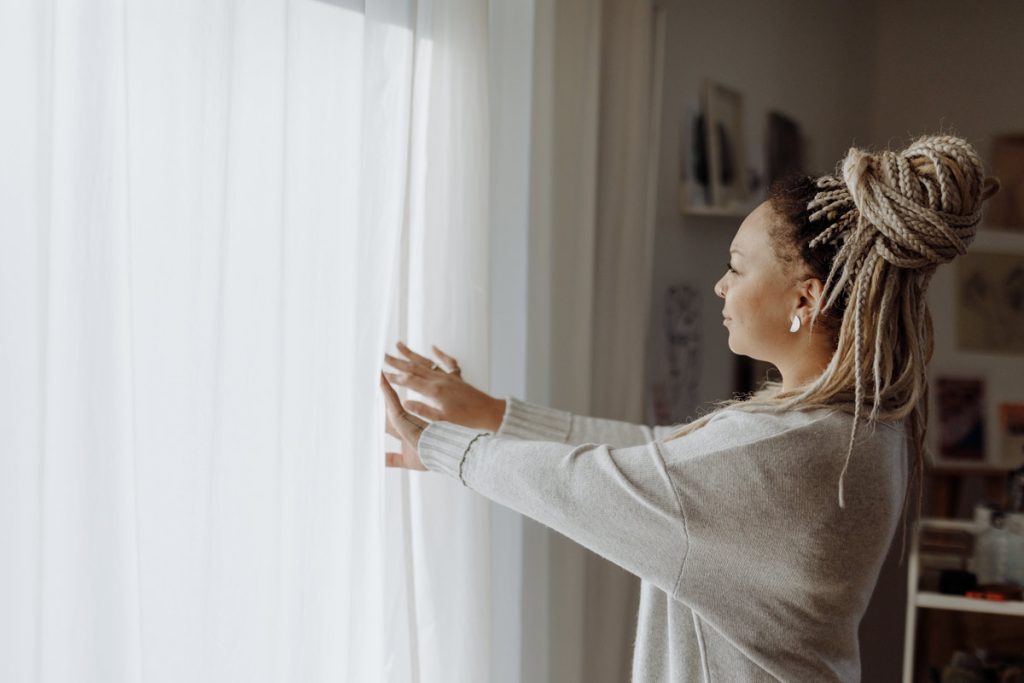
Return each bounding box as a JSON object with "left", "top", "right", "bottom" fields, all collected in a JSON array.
[{"left": 725, "top": 262, "right": 736, "bottom": 273}]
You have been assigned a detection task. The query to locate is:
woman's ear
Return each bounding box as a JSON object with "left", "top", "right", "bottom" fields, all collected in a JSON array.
[{"left": 797, "top": 276, "right": 826, "bottom": 314}]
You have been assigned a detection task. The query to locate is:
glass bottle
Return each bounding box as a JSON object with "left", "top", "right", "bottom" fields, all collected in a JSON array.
[
  {"left": 1006, "top": 512, "right": 1024, "bottom": 587},
  {"left": 1008, "top": 465, "right": 1024, "bottom": 513},
  {"left": 974, "top": 510, "right": 1009, "bottom": 585}
]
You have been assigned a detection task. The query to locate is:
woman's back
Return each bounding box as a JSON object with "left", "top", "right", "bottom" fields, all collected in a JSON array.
[{"left": 494, "top": 397, "right": 908, "bottom": 681}]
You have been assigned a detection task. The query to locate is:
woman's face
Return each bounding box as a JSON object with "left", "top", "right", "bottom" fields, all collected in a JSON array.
[{"left": 714, "top": 201, "right": 810, "bottom": 363}]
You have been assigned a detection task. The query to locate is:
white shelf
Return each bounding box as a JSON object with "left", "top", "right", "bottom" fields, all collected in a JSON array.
[
  {"left": 917, "top": 591, "right": 1024, "bottom": 617},
  {"left": 902, "top": 517, "right": 1024, "bottom": 681},
  {"left": 919, "top": 518, "right": 975, "bottom": 532}
]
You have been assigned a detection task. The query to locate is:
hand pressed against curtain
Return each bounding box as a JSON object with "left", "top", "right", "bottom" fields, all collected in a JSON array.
[
  {"left": 382, "top": 342, "right": 506, "bottom": 428},
  {"left": 380, "top": 372, "right": 429, "bottom": 471},
  {"left": 380, "top": 342, "right": 507, "bottom": 471},
  {"left": 713, "top": 201, "right": 834, "bottom": 393}
]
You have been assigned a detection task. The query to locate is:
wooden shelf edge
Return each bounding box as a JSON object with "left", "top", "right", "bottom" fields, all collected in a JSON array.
[
  {"left": 925, "top": 461, "right": 1014, "bottom": 475},
  {"left": 916, "top": 591, "right": 1024, "bottom": 617}
]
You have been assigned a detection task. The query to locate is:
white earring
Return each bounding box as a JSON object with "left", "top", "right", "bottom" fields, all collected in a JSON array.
[{"left": 789, "top": 314, "right": 801, "bottom": 333}]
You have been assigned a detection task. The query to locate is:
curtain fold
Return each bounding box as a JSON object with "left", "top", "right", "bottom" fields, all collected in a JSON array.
[
  {"left": 0, "top": 0, "right": 492, "bottom": 681},
  {"left": 584, "top": 0, "right": 663, "bottom": 681},
  {"left": 385, "top": 0, "right": 494, "bottom": 680}
]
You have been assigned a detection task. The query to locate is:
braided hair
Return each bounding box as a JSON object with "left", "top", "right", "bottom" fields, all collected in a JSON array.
[{"left": 664, "top": 134, "right": 1000, "bottom": 562}]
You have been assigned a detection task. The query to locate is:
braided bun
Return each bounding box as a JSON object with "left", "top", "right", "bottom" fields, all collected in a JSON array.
[{"left": 808, "top": 135, "right": 1000, "bottom": 311}]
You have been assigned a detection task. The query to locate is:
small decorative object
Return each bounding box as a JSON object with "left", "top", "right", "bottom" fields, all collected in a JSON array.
[
  {"left": 647, "top": 282, "right": 701, "bottom": 426},
  {"left": 936, "top": 377, "right": 986, "bottom": 462},
  {"left": 987, "top": 134, "right": 1024, "bottom": 231},
  {"left": 999, "top": 403, "right": 1024, "bottom": 468},
  {"left": 766, "top": 111, "right": 803, "bottom": 184},
  {"left": 956, "top": 251, "right": 1024, "bottom": 354}
]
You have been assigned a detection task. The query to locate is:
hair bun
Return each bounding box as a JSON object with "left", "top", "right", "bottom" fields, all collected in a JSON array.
[
  {"left": 838, "top": 134, "right": 995, "bottom": 270},
  {"left": 982, "top": 175, "right": 1001, "bottom": 201}
]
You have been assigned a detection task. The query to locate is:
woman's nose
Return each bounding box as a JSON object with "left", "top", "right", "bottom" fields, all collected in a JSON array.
[{"left": 714, "top": 277, "right": 726, "bottom": 298}]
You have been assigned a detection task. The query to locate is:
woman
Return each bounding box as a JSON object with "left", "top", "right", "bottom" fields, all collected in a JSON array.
[{"left": 379, "top": 135, "right": 1000, "bottom": 682}]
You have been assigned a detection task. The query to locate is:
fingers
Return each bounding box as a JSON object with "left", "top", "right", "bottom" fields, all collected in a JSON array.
[
  {"left": 383, "top": 370, "right": 432, "bottom": 395},
  {"left": 405, "top": 399, "right": 443, "bottom": 422},
  {"left": 379, "top": 372, "right": 405, "bottom": 414},
  {"left": 431, "top": 344, "right": 462, "bottom": 377},
  {"left": 395, "top": 341, "right": 436, "bottom": 370},
  {"left": 384, "top": 414, "right": 399, "bottom": 439},
  {"left": 385, "top": 451, "right": 428, "bottom": 471},
  {"left": 384, "top": 352, "right": 434, "bottom": 379},
  {"left": 380, "top": 372, "right": 431, "bottom": 430},
  {"left": 388, "top": 341, "right": 462, "bottom": 378}
]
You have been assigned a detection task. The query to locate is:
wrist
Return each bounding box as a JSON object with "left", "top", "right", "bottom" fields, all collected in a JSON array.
[{"left": 487, "top": 398, "right": 506, "bottom": 432}]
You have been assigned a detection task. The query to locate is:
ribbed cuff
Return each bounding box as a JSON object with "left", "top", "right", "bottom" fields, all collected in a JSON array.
[
  {"left": 419, "top": 421, "right": 491, "bottom": 486},
  {"left": 496, "top": 396, "right": 572, "bottom": 443}
]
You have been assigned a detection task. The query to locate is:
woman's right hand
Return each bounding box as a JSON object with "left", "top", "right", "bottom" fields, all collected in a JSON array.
[{"left": 382, "top": 341, "right": 507, "bottom": 432}]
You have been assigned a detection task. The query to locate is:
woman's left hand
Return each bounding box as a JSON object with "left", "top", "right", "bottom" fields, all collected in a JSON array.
[{"left": 380, "top": 371, "right": 430, "bottom": 471}]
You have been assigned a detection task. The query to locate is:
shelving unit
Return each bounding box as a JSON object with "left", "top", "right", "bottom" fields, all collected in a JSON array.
[{"left": 902, "top": 517, "right": 1024, "bottom": 681}]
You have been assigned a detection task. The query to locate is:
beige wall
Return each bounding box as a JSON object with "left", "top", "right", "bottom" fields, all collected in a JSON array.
[{"left": 865, "top": 0, "right": 1024, "bottom": 153}]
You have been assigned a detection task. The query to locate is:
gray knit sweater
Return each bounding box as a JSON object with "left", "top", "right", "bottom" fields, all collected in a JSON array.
[{"left": 418, "top": 396, "right": 908, "bottom": 682}]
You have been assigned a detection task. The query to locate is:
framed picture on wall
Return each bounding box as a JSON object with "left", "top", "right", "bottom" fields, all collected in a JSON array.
[
  {"left": 998, "top": 403, "right": 1024, "bottom": 468},
  {"left": 766, "top": 111, "right": 804, "bottom": 184},
  {"left": 934, "top": 377, "right": 987, "bottom": 463},
  {"left": 987, "top": 135, "right": 1024, "bottom": 231},
  {"left": 955, "top": 251, "right": 1024, "bottom": 355},
  {"left": 701, "top": 79, "right": 748, "bottom": 209}
]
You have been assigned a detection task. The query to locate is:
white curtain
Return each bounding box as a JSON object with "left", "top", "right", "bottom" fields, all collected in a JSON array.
[
  {"left": 585, "top": 1, "right": 664, "bottom": 681},
  {"left": 0, "top": 0, "right": 491, "bottom": 681}
]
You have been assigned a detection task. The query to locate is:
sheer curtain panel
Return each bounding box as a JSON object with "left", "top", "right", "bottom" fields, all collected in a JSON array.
[{"left": 0, "top": 0, "right": 492, "bottom": 681}]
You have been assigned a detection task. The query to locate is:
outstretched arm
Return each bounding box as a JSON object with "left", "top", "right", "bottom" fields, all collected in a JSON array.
[
  {"left": 381, "top": 370, "right": 688, "bottom": 595},
  {"left": 497, "top": 395, "right": 683, "bottom": 446},
  {"left": 382, "top": 342, "right": 682, "bottom": 445},
  {"left": 418, "top": 420, "right": 688, "bottom": 596}
]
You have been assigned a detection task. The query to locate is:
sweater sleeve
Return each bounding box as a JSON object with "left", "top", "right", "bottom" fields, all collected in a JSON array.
[
  {"left": 419, "top": 419, "right": 688, "bottom": 597},
  {"left": 496, "top": 395, "right": 684, "bottom": 447},
  {"left": 419, "top": 406, "right": 907, "bottom": 680}
]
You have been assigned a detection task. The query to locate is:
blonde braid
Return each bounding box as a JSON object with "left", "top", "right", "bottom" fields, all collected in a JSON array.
[{"left": 816, "top": 136, "right": 997, "bottom": 511}]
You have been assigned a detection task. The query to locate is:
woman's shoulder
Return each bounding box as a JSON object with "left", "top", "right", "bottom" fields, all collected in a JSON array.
[
  {"left": 713, "top": 404, "right": 904, "bottom": 428},
  {"left": 690, "top": 404, "right": 905, "bottom": 452},
  {"left": 704, "top": 404, "right": 837, "bottom": 430},
  {"left": 660, "top": 406, "right": 838, "bottom": 458}
]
